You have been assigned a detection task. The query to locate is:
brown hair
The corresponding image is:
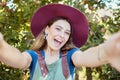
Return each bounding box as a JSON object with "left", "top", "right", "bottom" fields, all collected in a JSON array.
[{"left": 30, "top": 17, "right": 76, "bottom": 51}]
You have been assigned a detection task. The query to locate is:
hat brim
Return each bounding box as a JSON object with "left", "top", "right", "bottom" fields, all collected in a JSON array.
[{"left": 31, "top": 4, "right": 89, "bottom": 48}]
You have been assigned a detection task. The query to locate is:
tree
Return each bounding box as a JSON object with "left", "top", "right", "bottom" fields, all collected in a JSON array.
[{"left": 0, "top": 0, "right": 120, "bottom": 80}]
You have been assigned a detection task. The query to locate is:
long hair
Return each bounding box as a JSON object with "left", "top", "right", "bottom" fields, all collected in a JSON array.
[{"left": 30, "top": 17, "right": 76, "bottom": 51}]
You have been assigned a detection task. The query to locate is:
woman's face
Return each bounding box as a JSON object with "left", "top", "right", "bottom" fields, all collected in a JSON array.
[{"left": 45, "top": 19, "right": 71, "bottom": 51}]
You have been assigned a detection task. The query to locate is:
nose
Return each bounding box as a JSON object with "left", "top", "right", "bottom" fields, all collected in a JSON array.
[{"left": 60, "top": 32, "right": 64, "bottom": 38}]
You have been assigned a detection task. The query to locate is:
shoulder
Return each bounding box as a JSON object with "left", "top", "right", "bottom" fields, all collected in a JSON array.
[
  {"left": 66, "top": 48, "right": 80, "bottom": 76},
  {"left": 66, "top": 48, "right": 81, "bottom": 65},
  {"left": 24, "top": 50, "right": 38, "bottom": 62},
  {"left": 66, "top": 48, "right": 80, "bottom": 64},
  {"left": 25, "top": 50, "right": 37, "bottom": 56},
  {"left": 67, "top": 48, "right": 80, "bottom": 57},
  {"left": 24, "top": 50, "right": 38, "bottom": 69}
]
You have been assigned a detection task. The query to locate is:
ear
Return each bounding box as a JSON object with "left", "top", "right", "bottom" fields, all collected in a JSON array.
[{"left": 44, "top": 26, "right": 49, "bottom": 34}]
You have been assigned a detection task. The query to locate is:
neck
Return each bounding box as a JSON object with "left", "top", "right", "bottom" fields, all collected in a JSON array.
[
  {"left": 44, "top": 47, "right": 60, "bottom": 56},
  {"left": 44, "top": 47, "right": 60, "bottom": 64}
]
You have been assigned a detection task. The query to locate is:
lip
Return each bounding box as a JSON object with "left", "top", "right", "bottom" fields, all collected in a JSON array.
[{"left": 53, "top": 38, "right": 62, "bottom": 47}]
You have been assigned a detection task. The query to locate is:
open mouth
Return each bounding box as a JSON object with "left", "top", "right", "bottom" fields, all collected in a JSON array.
[{"left": 54, "top": 39, "right": 62, "bottom": 46}]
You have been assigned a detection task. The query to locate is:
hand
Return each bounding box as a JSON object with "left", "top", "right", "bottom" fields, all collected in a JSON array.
[{"left": 103, "top": 31, "right": 120, "bottom": 71}]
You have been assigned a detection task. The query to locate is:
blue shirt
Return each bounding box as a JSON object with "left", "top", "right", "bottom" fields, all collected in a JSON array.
[{"left": 26, "top": 48, "right": 79, "bottom": 80}]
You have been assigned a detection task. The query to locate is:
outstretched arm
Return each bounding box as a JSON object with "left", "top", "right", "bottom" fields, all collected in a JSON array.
[
  {"left": 72, "top": 44, "right": 107, "bottom": 67},
  {"left": 72, "top": 31, "right": 120, "bottom": 71},
  {"left": 0, "top": 33, "right": 32, "bottom": 69}
]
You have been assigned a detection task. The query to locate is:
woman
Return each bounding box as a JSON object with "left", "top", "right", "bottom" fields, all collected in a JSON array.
[{"left": 0, "top": 4, "right": 120, "bottom": 80}]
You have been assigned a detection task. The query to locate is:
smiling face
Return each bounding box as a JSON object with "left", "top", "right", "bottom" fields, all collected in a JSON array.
[{"left": 45, "top": 19, "right": 71, "bottom": 51}]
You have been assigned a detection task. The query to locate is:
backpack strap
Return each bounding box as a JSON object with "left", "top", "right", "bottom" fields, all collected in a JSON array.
[
  {"left": 36, "top": 51, "right": 69, "bottom": 79},
  {"left": 62, "top": 51, "right": 69, "bottom": 79},
  {"left": 37, "top": 51, "right": 48, "bottom": 77}
]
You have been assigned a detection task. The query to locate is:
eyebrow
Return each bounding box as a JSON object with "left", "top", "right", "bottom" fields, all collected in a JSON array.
[{"left": 55, "top": 25, "right": 71, "bottom": 32}]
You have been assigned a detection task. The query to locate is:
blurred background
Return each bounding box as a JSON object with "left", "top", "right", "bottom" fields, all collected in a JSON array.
[{"left": 0, "top": 0, "right": 120, "bottom": 80}]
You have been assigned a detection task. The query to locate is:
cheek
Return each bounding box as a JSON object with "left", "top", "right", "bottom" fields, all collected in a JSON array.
[
  {"left": 50, "top": 28, "right": 56, "bottom": 34},
  {"left": 48, "top": 28, "right": 55, "bottom": 36},
  {"left": 65, "top": 35, "right": 70, "bottom": 42},
  {"left": 47, "top": 30, "right": 57, "bottom": 40},
  {"left": 50, "top": 29, "right": 59, "bottom": 37}
]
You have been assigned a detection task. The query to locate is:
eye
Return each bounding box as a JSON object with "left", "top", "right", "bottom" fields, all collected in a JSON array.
[
  {"left": 65, "top": 31, "right": 70, "bottom": 36},
  {"left": 55, "top": 27, "right": 61, "bottom": 31}
]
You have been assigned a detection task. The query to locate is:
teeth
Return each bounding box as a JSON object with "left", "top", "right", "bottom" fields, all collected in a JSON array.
[{"left": 54, "top": 39, "right": 61, "bottom": 46}]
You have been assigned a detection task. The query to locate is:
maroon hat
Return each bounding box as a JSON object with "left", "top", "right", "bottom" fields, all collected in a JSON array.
[{"left": 31, "top": 3, "right": 89, "bottom": 48}]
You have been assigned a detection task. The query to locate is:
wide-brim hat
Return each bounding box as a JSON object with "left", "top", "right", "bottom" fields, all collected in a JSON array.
[{"left": 31, "top": 3, "right": 89, "bottom": 48}]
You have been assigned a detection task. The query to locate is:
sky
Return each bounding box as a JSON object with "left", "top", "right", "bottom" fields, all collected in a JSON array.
[
  {"left": 96, "top": 0, "right": 120, "bottom": 17},
  {"left": 103, "top": 0, "right": 120, "bottom": 9}
]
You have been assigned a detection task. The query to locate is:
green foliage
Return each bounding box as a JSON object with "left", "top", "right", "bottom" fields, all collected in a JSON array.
[
  {"left": 0, "top": 63, "right": 22, "bottom": 80},
  {"left": 0, "top": 0, "right": 120, "bottom": 80},
  {"left": 0, "top": 0, "right": 41, "bottom": 80},
  {"left": 80, "top": 0, "right": 120, "bottom": 80}
]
